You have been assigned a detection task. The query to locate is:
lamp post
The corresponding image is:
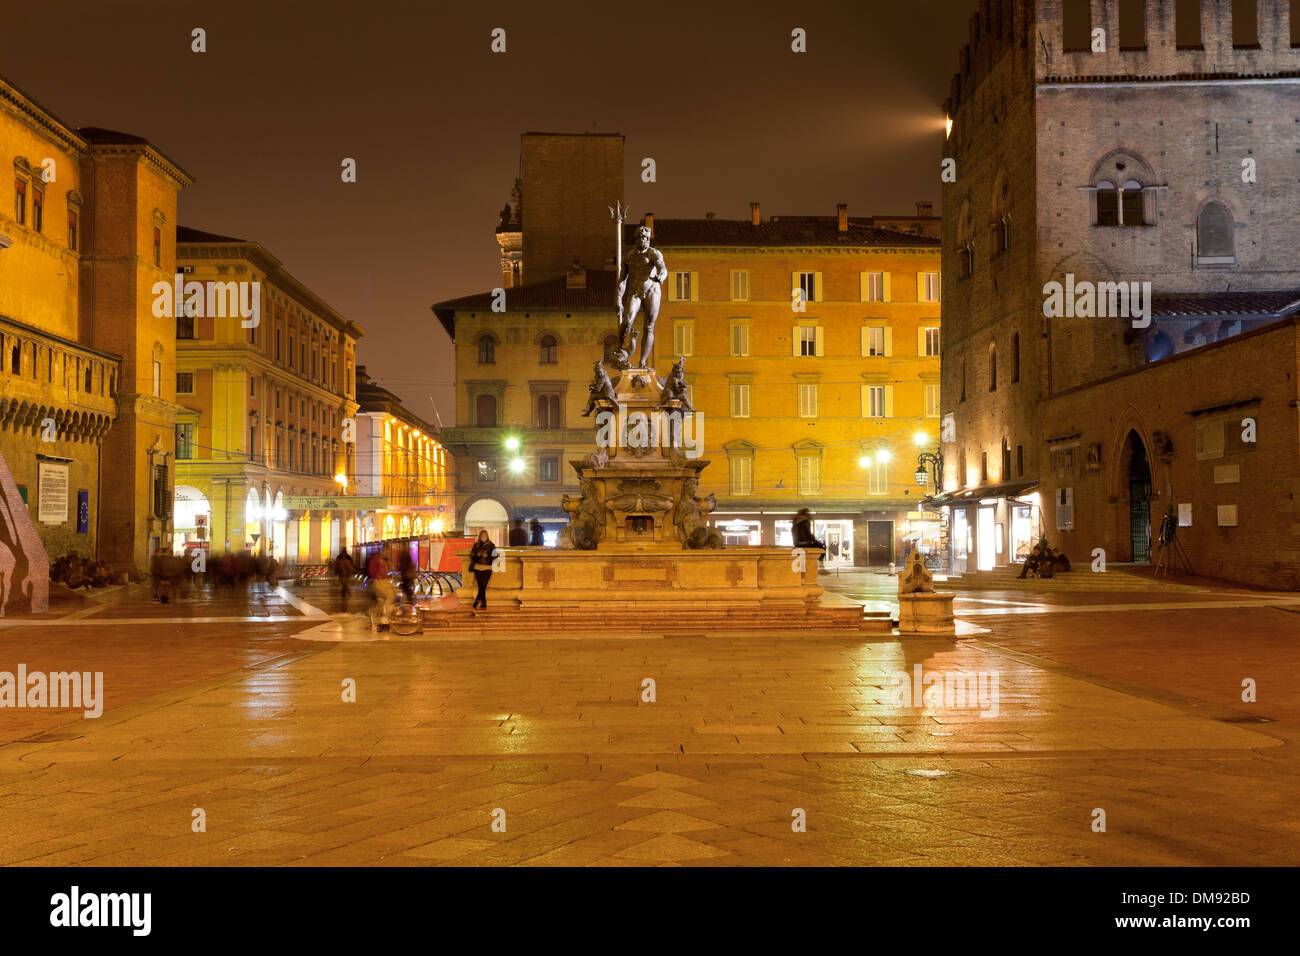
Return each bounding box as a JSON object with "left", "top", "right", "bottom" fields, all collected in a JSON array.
[{"left": 915, "top": 450, "right": 943, "bottom": 491}]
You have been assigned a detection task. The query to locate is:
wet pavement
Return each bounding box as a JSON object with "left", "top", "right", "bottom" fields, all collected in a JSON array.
[{"left": 0, "top": 574, "right": 1297, "bottom": 865}]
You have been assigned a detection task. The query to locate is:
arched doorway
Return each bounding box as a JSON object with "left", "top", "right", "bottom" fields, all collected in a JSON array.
[
  {"left": 464, "top": 498, "right": 509, "bottom": 545},
  {"left": 1124, "top": 431, "right": 1152, "bottom": 564},
  {"left": 245, "top": 488, "right": 264, "bottom": 553}
]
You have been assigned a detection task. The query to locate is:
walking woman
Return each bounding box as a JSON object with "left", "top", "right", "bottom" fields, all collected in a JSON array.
[{"left": 469, "top": 529, "right": 497, "bottom": 610}]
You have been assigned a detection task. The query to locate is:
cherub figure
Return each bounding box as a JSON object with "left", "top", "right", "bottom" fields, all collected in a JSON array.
[
  {"left": 656, "top": 357, "right": 693, "bottom": 413},
  {"left": 581, "top": 361, "right": 617, "bottom": 417}
]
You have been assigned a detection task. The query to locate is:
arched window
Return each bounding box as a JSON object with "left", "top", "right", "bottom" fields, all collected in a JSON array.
[
  {"left": 959, "top": 357, "right": 967, "bottom": 402},
  {"left": 1095, "top": 181, "right": 1119, "bottom": 226},
  {"left": 477, "top": 335, "right": 496, "bottom": 364},
  {"left": 956, "top": 201, "right": 974, "bottom": 279},
  {"left": 84, "top": 365, "right": 93, "bottom": 392},
  {"left": 10, "top": 344, "right": 19, "bottom": 374},
  {"left": 990, "top": 173, "right": 1011, "bottom": 255},
  {"left": 1011, "top": 332, "right": 1020, "bottom": 383},
  {"left": 1090, "top": 151, "right": 1155, "bottom": 226},
  {"left": 475, "top": 393, "right": 497, "bottom": 427},
  {"left": 988, "top": 343, "right": 997, "bottom": 392},
  {"left": 539, "top": 334, "right": 558, "bottom": 364},
  {"left": 1197, "top": 201, "right": 1235, "bottom": 262}
]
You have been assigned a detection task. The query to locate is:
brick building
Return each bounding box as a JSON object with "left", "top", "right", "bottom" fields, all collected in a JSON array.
[{"left": 938, "top": 0, "right": 1300, "bottom": 587}]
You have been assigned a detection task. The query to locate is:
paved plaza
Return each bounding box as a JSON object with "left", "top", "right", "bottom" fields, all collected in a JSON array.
[{"left": 1, "top": 573, "right": 1297, "bottom": 866}]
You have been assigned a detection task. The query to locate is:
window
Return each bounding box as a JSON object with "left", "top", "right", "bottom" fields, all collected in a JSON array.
[
  {"left": 152, "top": 360, "right": 161, "bottom": 397},
  {"left": 540, "top": 457, "right": 560, "bottom": 482},
  {"left": 1120, "top": 180, "right": 1144, "bottom": 226},
  {"left": 861, "top": 272, "right": 886, "bottom": 302},
  {"left": 177, "top": 313, "right": 195, "bottom": 339},
  {"left": 250, "top": 423, "right": 259, "bottom": 461},
  {"left": 919, "top": 272, "right": 941, "bottom": 302},
  {"left": 175, "top": 424, "right": 195, "bottom": 460},
  {"left": 1063, "top": 0, "right": 1091, "bottom": 51},
  {"left": 863, "top": 385, "right": 887, "bottom": 418},
  {"left": 798, "top": 456, "right": 820, "bottom": 495},
  {"left": 991, "top": 175, "right": 1011, "bottom": 255},
  {"left": 1096, "top": 182, "right": 1119, "bottom": 226},
  {"left": 797, "top": 271, "right": 818, "bottom": 303},
  {"left": 863, "top": 326, "right": 886, "bottom": 357},
  {"left": 960, "top": 358, "right": 967, "bottom": 402},
  {"left": 68, "top": 210, "right": 78, "bottom": 251},
  {"left": 956, "top": 201, "right": 974, "bottom": 279},
  {"left": 1011, "top": 332, "right": 1020, "bottom": 382},
  {"left": 795, "top": 326, "right": 823, "bottom": 357},
  {"left": 535, "top": 394, "right": 561, "bottom": 428},
  {"left": 730, "top": 456, "right": 753, "bottom": 496},
  {"left": 14, "top": 179, "right": 25, "bottom": 224},
  {"left": 477, "top": 335, "right": 495, "bottom": 364},
  {"left": 176, "top": 371, "right": 195, "bottom": 394},
  {"left": 475, "top": 393, "right": 497, "bottom": 427},
  {"left": 301, "top": 342, "right": 306, "bottom": 370},
  {"left": 1195, "top": 419, "right": 1226, "bottom": 459},
  {"left": 1001, "top": 439, "right": 1012, "bottom": 479},
  {"left": 673, "top": 322, "right": 694, "bottom": 357},
  {"left": 1119, "top": 0, "right": 1146, "bottom": 49},
  {"left": 1197, "top": 201, "right": 1235, "bottom": 262},
  {"left": 275, "top": 329, "right": 282, "bottom": 361},
  {"left": 922, "top": 327, "right": 941, "bottom": 357},
  {"left": 250, "top": 376, "right": 256, "bottom": 397},
  {"left": 84, "top": 364, "right": 92, "bottom": 392},
  {"left": 980, "top": 451, "right": 989, "bottom": 484},
  {"left": 730, "top": 323, "right": 749, "bottom": 357},
  {"left": 730, "top": 270, "right": 750, "bottom": 302},
  {"left": 989, "top": 344, "right": 998, "bottom": 391},
  {"left": 1016, "top": 443, "right": 1024, "bottom": 477},
  {"left": 153, "top": 227, "right": 161, "bottom": 267},
  {"left": 1176, "top": 0, "right": 1202, "bottom": 48},
  {"left": 477, "top": 459, "right": 497, "bottom": 482},
  {"left": 798, "top": 383, "right": 818, "bottom": 418},
  {"left": 673, "top": 272, "right": 694, "bottom": 301},
  {"left": 868, "top": 459, "right": 888, "bottom": 495},
  {"left": 31, "top": 188, "right": 42, "bottom": 233},
  {"left": 1233, "top": 0, "right": 1258, "bottom": 47},
  {"left": 730, "top": 383, "right": 751, "bottom": 418},
  {"left": 925, "top": 384, "right": 941, "bottom": 418},
  {"left": 539, "top": 334, "right": 558, "bottom": 364}
]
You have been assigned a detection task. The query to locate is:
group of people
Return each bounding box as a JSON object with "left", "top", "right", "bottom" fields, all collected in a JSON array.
[
  {"left": 1017, "top": 542, "right": 1071, "bottom": 579},
  {"left": 507, "top": 519, "right": 545, "bottom": 546},
  {"left": 332, "top": 546, "right": 418, "bottom": 626},
  {"left": 149, "top": 547, "right": 280, "bottom": 603}
]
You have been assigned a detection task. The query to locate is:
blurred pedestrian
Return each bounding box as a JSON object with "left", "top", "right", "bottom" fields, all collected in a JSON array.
[
  {"left": 793, "top": 508, "right": 826, "bottom": 563},
  {"left": 396, "top": 548, "right": 417, "bottom": 606},
  {"left": 508, "top": 519, "right": 528, "bottom": 546},
  {"left": 529, "top": 519, "right": 544, "bottom": 546},
  {"left": 334, "top": 548, "right": 356, "bottom": 611}
]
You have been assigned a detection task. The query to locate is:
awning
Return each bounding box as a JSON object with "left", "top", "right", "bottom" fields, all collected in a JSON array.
[{"left": 928, "top": 479, "right": 1039, "bottom": 506}]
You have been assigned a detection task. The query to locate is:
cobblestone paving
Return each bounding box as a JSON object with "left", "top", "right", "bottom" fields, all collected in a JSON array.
[{"left": 0, "top": 579, "right": 1296, "bottom": 866}]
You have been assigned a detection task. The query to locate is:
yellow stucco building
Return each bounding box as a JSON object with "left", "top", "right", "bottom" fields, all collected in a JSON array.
[
  {"left": 434, "top": 206, "right": 942, "bottom": 564},
  {"left": 1, "top": 74, "right": 194, "bottom": 576},
  {"left": 173, "top": 227, "right": 362, "bottom": 565}
]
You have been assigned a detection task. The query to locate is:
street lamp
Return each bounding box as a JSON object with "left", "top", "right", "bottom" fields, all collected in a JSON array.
[
  {"left": 334, "top": 472, "right": 347, "bottom": 491},
  {"left": 504, "top": 436, "right": 520, "bottom": 452},
  {"left": 916, "top": 450, "right": 943, "bottom": 489}
]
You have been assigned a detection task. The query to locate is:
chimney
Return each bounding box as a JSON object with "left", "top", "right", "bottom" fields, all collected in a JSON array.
[
  {"left": 836, "top": 203, "right": 848, "bottom": 232},
  {"left": 750, "top": 202, "right": 760, "bottom": 226},
  {"left": 565, "top": 259, "right": 586, "bottom": 289},
  {"left": 916, "top": 200, "right": 935, "bottom": 217},
  {"left": 643, "top": 212, "right": 654, "bottom": 237}
]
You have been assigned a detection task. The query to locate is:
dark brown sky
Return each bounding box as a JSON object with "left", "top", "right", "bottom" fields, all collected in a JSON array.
[{"left": 4, "top": 0, "right": 977, "bottom": 424}]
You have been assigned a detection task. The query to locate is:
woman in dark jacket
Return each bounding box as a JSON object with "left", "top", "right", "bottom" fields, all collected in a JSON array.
[{"left": 468, "top": 530, "right": 497, "bottom": 610}]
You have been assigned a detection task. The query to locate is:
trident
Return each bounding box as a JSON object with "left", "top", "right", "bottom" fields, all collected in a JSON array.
[{"left": 609, "top": 200, "right": 626, "bottom": 315}]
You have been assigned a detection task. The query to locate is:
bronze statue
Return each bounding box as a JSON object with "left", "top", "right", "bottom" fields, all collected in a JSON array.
[
  {"left": 557, "top": 476, "right": 604, "bottom": 551},
  {"left": 616, "top": 225, "right": 668, "bottom": 368},
  {"left": 580, "top": 361, "right": 617, "bottom": 417},
  {"left": 674, "top": 476, "right": 724, "bottom": 549},
  {"left": 656, "top": 357, "right": 693, "bottom": 413}
]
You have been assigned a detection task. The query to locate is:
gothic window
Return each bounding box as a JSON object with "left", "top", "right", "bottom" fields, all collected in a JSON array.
[{"left": 1197, "top": 201, "right": 1235, "bottom": 263}]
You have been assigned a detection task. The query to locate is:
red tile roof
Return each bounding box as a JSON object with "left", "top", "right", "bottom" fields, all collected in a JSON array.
[{"left": 1152, "top": 290, "right": 1300, "bottom": 319}]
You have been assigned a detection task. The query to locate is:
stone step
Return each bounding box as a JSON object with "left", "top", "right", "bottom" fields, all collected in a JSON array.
[{"left": 420, "top": 605, "right": 893, "bottom": 633}]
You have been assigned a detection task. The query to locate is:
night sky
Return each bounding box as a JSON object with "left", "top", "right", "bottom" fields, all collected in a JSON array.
[{"left": 4, "top": 0, "right": 978, "bottom": 424}]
